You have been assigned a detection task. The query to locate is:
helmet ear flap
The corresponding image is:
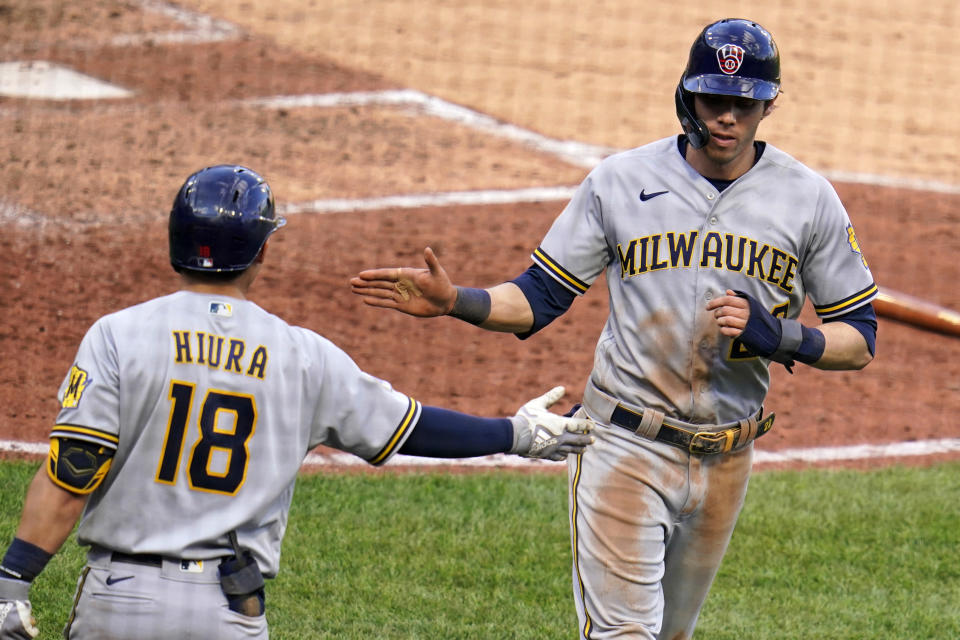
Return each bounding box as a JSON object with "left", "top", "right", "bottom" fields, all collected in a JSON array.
[{"left": 674, "top": 84, "right": 710, "bottom": 149}]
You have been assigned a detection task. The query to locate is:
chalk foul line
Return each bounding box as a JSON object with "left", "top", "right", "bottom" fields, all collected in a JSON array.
[
  {"left": 110, "top": 0, "right": 241, "bottom": 47},
  {"left": 244, "top": 90, "right": 617, "bottom": 170}
]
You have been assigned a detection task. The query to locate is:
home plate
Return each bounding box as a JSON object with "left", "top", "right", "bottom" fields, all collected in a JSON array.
[{"left": 0, "top": 61, "right": 133, "bottom": 99}]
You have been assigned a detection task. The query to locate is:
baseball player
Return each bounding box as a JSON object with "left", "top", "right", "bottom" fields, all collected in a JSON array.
[
  {"left": 350, "top": 19, "right": 878, "bottom": 639},
  {"left": 0, "top": 165, "right": 594, "bottom": 640}
]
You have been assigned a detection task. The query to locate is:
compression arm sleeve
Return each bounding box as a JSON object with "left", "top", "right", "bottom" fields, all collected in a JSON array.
[
  {"left": 399, "top": 406, "right": 513, "bottom": 458},
  {"left": 510, "top": 264, "right": 577, "bottom": 339}
]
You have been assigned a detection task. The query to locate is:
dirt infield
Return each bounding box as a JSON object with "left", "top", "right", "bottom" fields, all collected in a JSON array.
[
  {"left": 184, "top": 0, "right": 960, "bottom": 187},
  {"left": 2, "top": 0, "right": 960, "bottom": 469}
]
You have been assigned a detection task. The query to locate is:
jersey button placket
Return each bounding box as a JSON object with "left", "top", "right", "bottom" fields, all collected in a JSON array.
[{"left": 702, "top": 191, "right": 721, "bottom": 301}]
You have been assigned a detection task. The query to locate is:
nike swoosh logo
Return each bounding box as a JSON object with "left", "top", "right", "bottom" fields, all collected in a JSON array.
[
  {"left": 106, "top": 575, "right": 135, "bottom": 586},
  {"left": 639, "top": 189, "right": 669, "bottom": 201}
]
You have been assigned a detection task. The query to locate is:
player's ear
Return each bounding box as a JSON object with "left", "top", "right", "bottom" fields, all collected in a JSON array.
[
  {"left": 254, "top": 242, "right": 268, "bottom": 264},
  {"left": 762, "top": 97, "right": 778, "bottom": 118}
]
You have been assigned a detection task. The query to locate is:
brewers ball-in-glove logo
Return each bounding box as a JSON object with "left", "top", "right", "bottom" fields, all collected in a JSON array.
[
  {"left": 846, "top": 224, "right": 869, "bottom": 269},
  {"left": 717, "top": 43, "right": 745, "bottom": 74},
  {"left": 61, "top": 365, "right": 90, "bottom": 409}
]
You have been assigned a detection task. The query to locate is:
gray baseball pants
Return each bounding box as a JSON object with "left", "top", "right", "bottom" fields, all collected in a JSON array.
[{"left": 63, "top": 547, "right": 267, "bottom": 639}]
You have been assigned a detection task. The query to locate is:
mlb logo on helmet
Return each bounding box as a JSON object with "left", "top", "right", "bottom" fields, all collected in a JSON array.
[
  {"left": 198, "top": 245, "right": 214, "bottom": 268},
  {"left": 716, "top": 43, "right": 745, "bottom": 74}
]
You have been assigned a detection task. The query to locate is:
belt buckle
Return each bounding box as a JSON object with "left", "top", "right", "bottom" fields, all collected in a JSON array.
[{"left": 688, "top": 429, "right": 735, "bottom": 455}]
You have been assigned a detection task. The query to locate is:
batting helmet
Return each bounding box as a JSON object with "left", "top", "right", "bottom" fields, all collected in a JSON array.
[
  {"left": 169, "top": 165, "right": 286, "bottom": 273},
  {"left": 675, "top": 19, "right": 781, "bottom": 148}
]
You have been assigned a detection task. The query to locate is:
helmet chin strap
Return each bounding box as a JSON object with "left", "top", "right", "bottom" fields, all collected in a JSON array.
[{"left": 674, "top": 84, "right": 710, "bottom": 150}]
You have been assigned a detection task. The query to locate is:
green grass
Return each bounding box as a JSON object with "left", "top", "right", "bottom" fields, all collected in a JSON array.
[{"left": 3, "top": 460, "right": 959, "bottom": 639}]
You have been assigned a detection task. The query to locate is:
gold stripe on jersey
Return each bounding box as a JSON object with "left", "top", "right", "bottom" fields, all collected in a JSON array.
[
  {"left": 571, "top": 453, "right": 594, "bottom": 638},
  {"left": 369, "top": 397, "right": 420, "bottom": 466},
  {"left": 49, "top": 424, "right": 119, "bottom": 448},
  {"left": 62, "top": 566, "right": 91, "bottom": 637},
  {"left": 814, "top": 283, "right": 879, "bottom": 317},
  {"left": 533, "top": 247, "right": 589, "bottom": 294}
]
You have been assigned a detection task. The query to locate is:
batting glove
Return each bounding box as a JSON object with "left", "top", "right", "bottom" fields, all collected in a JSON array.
[
  {"left": 509, "top": 386, "right": 595, "bottom": 461},
  {"left": 0, "top": 577, "right": 39, "bottom": 639}
]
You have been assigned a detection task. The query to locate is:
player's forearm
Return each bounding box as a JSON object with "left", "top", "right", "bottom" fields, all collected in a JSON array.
[
  {"left": 15, "top": 466, "right": 87, "bottom": 555},
  {"left": 478, "top": 282, "right": 534, "bottom": 332},
  {"left": 449, "top": 282, "right": 534, "bottom": 333},
  {"left": 808, "top": 321, "right": 873, "bottom": 371}
]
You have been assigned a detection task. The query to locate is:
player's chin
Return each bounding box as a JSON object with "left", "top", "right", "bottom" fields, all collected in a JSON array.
[
  {"left": 706, "top": 137, "right": 739, "bottom": 157},
  {"left": 699, "top": 147, "right": 731, "bottom": 167}
]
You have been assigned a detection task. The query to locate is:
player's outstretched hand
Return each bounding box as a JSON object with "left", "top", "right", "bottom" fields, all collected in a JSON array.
[
  {"left": 350, "top": 247, "right": 457, "bottom": 318},
  {"left": 509, "top": 386, "right": 595, "bottom": 461},
  {"left": 0, "top": 577, "right": 39, "bottom": 639}
]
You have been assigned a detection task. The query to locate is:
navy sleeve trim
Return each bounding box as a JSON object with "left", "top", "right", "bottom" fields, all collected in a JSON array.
[
  {"left": 49, "top": 424, "right": 119, "bottom": 449},
  {"left": 814, "top": 283, "right": 878, "bottom": 318},
  {"left": 369, "top": 397, "right": 422, "bottom": 466},
  {"left": 531, "top": 247, "right": 589, "bottom": 295}
]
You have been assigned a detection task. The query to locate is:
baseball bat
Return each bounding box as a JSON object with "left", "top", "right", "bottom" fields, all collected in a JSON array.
[{"left": 873, "top": 287, "right": 960, "bottom": 338}]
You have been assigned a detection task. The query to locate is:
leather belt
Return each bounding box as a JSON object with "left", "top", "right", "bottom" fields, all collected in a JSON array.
[
  {"left": 110, "top": 551, "right": 164, "bottom": 567},
  {"left": 109, "top": 551, "right": 222, "bottom": 573},
  {"left": 609, "top": 404, "right": 774, "bottom": 455},
  {"left": 584, "top": 383, "right": 775, "bottom": 455}
]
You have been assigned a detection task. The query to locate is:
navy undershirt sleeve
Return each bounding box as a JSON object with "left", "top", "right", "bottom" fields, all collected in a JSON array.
[
  {"left": 510, "top": 264, "right": 577, "bottom": 339},
  {"left": 399, "top": 406, "right": 513, "bottom": 458},
  {"left": 825, "top": 303, "right": 878, "bottom": 356}
]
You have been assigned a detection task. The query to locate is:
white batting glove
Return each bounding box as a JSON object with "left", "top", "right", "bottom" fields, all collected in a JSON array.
[
  {"left": 0, "top": 577, "right": 39, "bottom": 639},
  {"left": 509, "top": 386, "right": 595, "bottom": 461}
]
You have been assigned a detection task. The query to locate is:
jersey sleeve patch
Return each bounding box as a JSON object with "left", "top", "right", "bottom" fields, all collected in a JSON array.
[
  {"left": 845, "top": 224, "right": 869, "bottom": 270},
  {"left": 532, "top": 247, "right": 589, "bottom": 295},
  {"left": 49, "top": 424, "right": 119, "bottom": 449},
  {"left": 47, "top": 437, "right": 115, "bottom": 494},
  {"left": 368, "top": 397, "right": 421, "bottom": 466},
  {"left": 60, "top": 365, "right": 91, "bottom": 409},
  {"left": 814, "top": 283, "right": 879, "bottom": 318}
]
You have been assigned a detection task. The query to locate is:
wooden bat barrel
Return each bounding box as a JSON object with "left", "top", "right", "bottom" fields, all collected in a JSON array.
[{"left": 873, "top": 288, "right": 960, "bottom": 337}]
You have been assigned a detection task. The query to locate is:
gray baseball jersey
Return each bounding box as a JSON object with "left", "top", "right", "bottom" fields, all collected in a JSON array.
[
  {"left": 533, "top": 136, "right": 877, "bottom": 424},
  {"left": 52, "top": 290, "right": 419, "bottom": 577},
  {"left": 542, "top": 136, "right": 878, "bottom": 639}
]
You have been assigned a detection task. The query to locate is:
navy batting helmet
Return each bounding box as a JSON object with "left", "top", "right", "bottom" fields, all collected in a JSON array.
[
  {"left": 675, "top": 19, "right": 781, "bottom": 148},
  {"left": 169, "top": 165, "right": 286, "bottom": 273}
]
